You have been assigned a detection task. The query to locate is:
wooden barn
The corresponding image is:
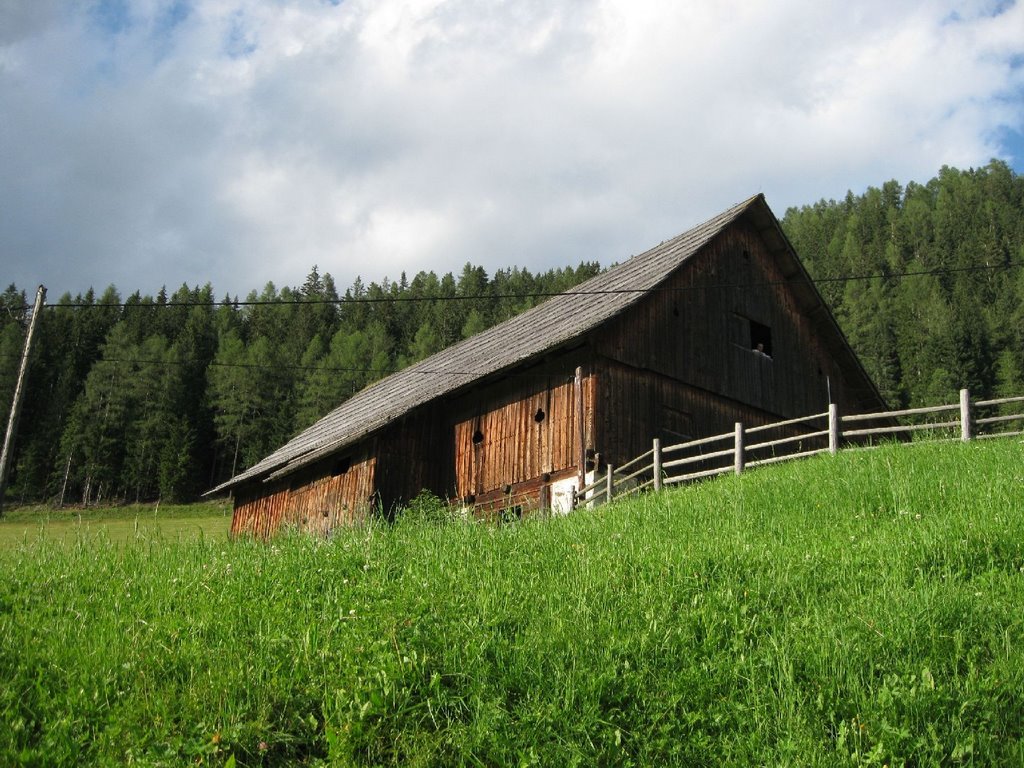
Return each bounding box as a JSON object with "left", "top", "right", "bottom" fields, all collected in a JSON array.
[{"left": 210, "top": 194, "right": 887, "bottom": 537}]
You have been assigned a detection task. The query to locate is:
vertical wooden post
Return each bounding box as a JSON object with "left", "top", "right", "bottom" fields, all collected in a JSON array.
[
  {"left": 575, "top": 366, "right": 585, "bottom": 493},
  {"left": 734, "top": 422, "right": 745, "bottom": 475},
  {"left": 0, "top": 285, "right": 46, "bottom": 515},
  {"left": 960, "top": 388, "right": 972, "bottom": 442},
  {"left": 828, "top": 403, "right": 839, "bottom": 454},
  {"left": 652, "top": 438, "right": 663, "bottom": 491},
  {"left": 605, "top": 464, "right": 614, "bottom": 503}
]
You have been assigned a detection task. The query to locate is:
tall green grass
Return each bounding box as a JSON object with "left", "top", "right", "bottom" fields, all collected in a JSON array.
[{"left": 1, "top": 440, "right": 1022, "bottom": 765}]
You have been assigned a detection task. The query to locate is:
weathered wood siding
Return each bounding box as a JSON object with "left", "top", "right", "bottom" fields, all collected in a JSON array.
[
  {"left": 230, "top": 451, "right": 376, "bottom": 538},
  {"left": 467, "top": 467, "right": 580, "bottom": 519},
  {"left": 373, "top": 408, "right": 451, "bottom": 516},
  {"left": 594, "top": 359, "right": 814, "bottom": 469},
  {"left": 451, "top": 369, "right": 596, "bottom": 503},
  {"left": 596, "top": 219, "right": 854, "bottom": 419}
]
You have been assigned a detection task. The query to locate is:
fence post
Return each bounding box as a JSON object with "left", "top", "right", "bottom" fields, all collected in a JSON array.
[
  {"left": 652, "top": 439, "right": 663, "bottom": 491},
  {"left": 605, "top": 464, "right": 614, "bottom": 502},
  {"left": 734, "top": 422, "right": 745, "bottom": 475},
  {"left": 828, "top": 402, "right": 839, "bottom": 454},
  {"left": 960, "top": 388, "right": 972, "bottom": 442}
]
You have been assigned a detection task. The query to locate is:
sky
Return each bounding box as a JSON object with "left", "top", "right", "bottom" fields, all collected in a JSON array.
[{"left": 1, "top": 0, "right": 1023, "bottom": 301}]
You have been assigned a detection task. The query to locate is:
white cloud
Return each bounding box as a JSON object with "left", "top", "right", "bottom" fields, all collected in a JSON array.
[{"left": 1, "top": 0, "right": 1022, "bottom": 299}]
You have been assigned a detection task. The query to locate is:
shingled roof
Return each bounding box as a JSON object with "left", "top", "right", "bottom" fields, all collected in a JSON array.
[{"left": 209, "top": 193, "right": 873, "bottom": 495}]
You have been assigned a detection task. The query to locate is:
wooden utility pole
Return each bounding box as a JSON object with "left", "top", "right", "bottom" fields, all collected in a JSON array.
[{"left": 0, "top": 285, "right": 46, "bottom": 515}]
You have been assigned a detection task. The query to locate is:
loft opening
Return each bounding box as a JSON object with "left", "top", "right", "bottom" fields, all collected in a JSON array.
[{"left": 750, "top": 320, "right": 772, "bottom": 358}]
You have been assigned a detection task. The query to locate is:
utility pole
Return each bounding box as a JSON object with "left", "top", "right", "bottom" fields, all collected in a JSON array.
[{"left": 0, "top": 285, "right": 46, "bottom": 516}]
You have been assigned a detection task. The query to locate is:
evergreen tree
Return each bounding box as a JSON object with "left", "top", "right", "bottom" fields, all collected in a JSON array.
[
  {"left": 461, "top": 308, "right": 487, "bottom": 339},
  {"left": 208, "top": 330, "right": 261, "bottom": 480},
  {"left": 406, "top": 319, "right": 443, "bottom": 364},
  {"left": 0, "top": 288, "right": 25, "bottom": 419},
  {"left": 292, "top": 334, "right": 331, "bottom": 432},
  {"left": 59, "top": 319, "right": 135, "bottom": 504}
]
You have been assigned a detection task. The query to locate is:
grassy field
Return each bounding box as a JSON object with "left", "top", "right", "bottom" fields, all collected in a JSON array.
[
  {"left": 1, "top": 439, "right": 1022, "bottom": 766},
  {"left": 0, "top": 501, "right": 232, "bottom": 549}
]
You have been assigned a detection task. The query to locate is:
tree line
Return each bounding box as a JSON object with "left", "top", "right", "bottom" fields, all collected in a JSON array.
[
  {"left": 0, "top": 263, "right": 600, "bottom": 506},
  {"left": 2, "top": 160, "right": 1023, "bottom": 506},
  {"left": 781, "top": 160, "right": 1024, "bottom": 409}
]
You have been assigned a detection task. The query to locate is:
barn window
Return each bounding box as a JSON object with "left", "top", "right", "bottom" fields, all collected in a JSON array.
[
  {"left": 750, "top": 320, "right": 773, "bottom": 358},
  {"left": 331, "top": 456, "right": 352, "bottom": 476}
]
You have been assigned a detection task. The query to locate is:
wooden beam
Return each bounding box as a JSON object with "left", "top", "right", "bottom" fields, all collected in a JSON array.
[{"left": 575, "top": 366, "right": 585, "bottom": 494}]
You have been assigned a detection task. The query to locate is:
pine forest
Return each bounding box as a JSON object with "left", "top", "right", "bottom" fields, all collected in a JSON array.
[{"left": 1, "top": 161, "right": 1022, "bottom": 507}]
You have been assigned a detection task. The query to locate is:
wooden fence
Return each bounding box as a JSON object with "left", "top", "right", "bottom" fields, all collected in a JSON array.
[{"left": 574, "top": 389, "right": 1024, "bottom": 509}]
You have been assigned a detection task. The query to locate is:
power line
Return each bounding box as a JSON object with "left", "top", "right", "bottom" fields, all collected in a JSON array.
[
  {"left": 88, "top": 356, "right": 570, "bottom": 381},
  {"left": 38, "top": 260, "right": 1023, "bottom": 310},
  {"left": 3, "top": 258, "right": 1019, "bottom": 382}
]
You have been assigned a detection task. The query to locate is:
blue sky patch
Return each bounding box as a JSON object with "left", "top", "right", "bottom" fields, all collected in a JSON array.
[
  {"left": 997, "top": 126, "right": 1024, "bottom": 173},
  {"left": 986, "top": 0, "right": 1016, "bottom": 17},
  {"left": 155, "top": 1, "right": 191, "bottom": 37},
  {"left": 89, "top": 0, "right": 132, "bottom": 35},
  {"left": 224, "top": 11, "right": 257, "bottom": 59}
]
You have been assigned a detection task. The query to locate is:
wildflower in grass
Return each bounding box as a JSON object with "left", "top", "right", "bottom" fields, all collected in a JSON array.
[{"left": 258, "top": 740, "right": 269, "bottom": 753}]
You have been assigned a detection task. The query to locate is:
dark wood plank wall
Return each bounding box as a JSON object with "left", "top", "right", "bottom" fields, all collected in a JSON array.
[
  {"left": 373, "top": 408, "right": 451, "bottom": 515},
  {"left": 593, "top": 358, "right": 818, "bottom": 469},
  {"left": 450, "top": 369, "right": 596, "bottom": 501},
  {"left": 230, "top": 452, "right": 376, "bottom": 538},
  {"left": 467, "top": 467, "right": 580, "bottom": 519},
  {"left": 232, "top": 363, "right": 599, "bottom": 532},
  {"left": 595, "top": 219, "right": 847, "bottom": 421}
]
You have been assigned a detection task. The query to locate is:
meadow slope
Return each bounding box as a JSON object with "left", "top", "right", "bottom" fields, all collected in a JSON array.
[{"left": 1, "top": 439, "right": 1022, "bottom": 766}]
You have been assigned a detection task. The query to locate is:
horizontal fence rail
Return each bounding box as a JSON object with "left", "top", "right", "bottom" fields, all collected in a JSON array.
[{"left": 573, "top": 388, "right": 1024, "bottom": 510}]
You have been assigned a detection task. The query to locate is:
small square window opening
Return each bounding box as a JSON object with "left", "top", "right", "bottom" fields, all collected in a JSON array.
[{"left": 750, "top": 321, "right": 773, "bottom": 358}]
